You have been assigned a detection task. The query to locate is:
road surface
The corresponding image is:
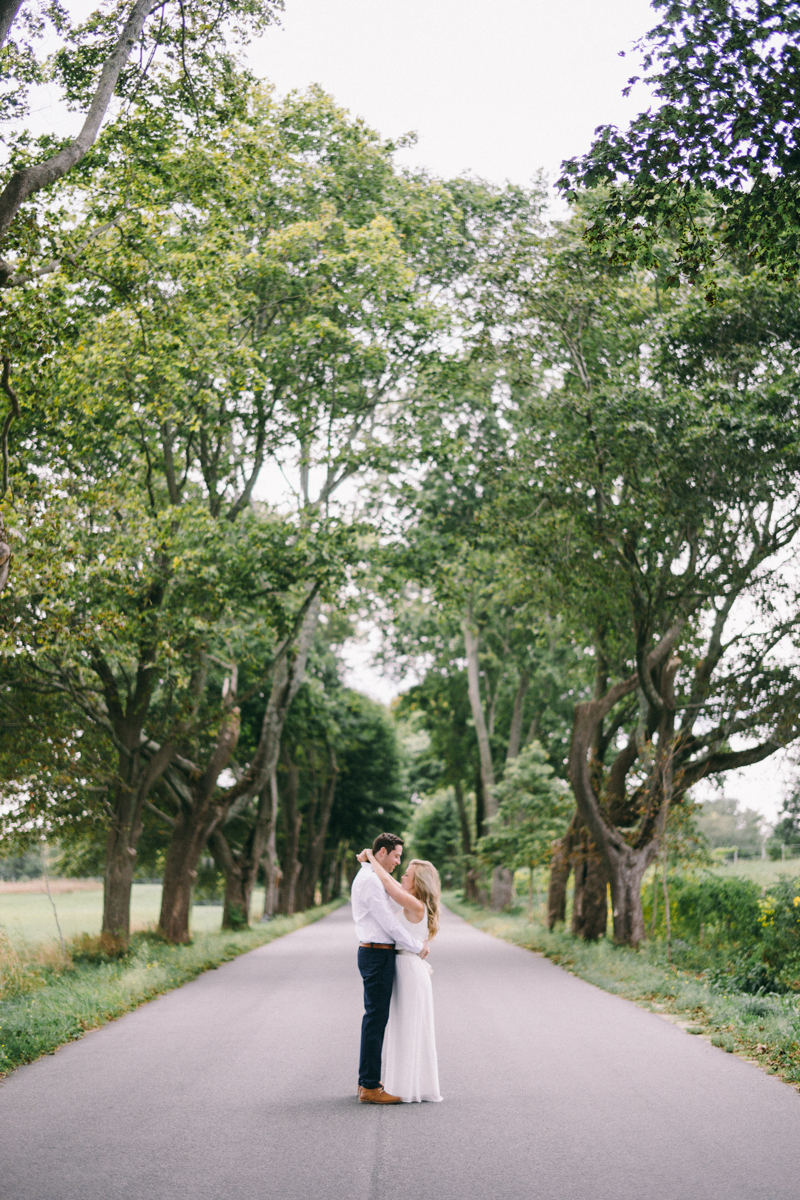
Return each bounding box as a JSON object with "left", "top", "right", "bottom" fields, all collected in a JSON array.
[{"left": 2, "top": 904, "right": 799, "bottom": 1199}]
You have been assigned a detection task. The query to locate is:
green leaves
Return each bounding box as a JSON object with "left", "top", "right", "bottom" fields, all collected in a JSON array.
[
  {"left": 559, "top": 2, "right": 800, "bottom": 284},
  {"left": 477, "top": 743, "right": 572, "bottom": 871}
]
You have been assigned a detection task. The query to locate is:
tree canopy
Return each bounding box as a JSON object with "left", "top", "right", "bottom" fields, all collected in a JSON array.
[{"left": 559, "top": 1, "right": 800, "bottom": 287}]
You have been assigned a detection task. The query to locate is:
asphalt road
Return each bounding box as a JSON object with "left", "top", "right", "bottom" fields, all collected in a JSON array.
[{"left": 2, "top": 903, "right": 800, "bottom": 1200}]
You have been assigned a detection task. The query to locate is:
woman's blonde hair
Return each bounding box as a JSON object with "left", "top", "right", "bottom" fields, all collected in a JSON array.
[{"left": 409, "top": 859, "right": 441, "bottom": 941}]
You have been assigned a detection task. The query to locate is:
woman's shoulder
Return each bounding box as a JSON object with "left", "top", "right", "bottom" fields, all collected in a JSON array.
[{"left": 404, "top": 904, "right": 426, "bottom": 926}]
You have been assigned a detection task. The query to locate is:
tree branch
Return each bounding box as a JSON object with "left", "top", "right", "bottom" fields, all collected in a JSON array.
[
  {"left": 0, "top": 0, "right": 162, "bottom": 272},
  {"left": 3, "top": 218, "right": 125, "bottom": 287},
  {"left": 0, "top": 355, "right": 20, "bottom": 500},
  {"left": 682, "top": 739, "right": 783, "bottom": 786},
  {"left": 145, "top": 799, "right": 175, "bottom": 827},
  {"left": 0, "top": 0, "right": 24, "bottom": 48}
]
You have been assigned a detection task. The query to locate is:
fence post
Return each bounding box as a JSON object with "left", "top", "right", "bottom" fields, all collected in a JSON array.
[{"left": 782, "top": 843, "right": 786, "bottom": 861}]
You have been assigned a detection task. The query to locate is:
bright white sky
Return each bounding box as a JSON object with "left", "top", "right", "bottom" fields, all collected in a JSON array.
[
  {"left": 246, "top": 0, "right": 796, "bottom": 823},
  {"left": 250, "top": 0, "right": 655, "bottom": 192}
]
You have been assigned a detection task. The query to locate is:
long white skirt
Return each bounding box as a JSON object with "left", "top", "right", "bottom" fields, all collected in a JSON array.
[{"left": 382, "top": 950, "right": 442, "bottom": 1102}]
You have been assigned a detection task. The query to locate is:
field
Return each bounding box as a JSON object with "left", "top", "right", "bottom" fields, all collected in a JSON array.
[
  {"left": 0, "top": 884, "right": 267, "bottom": 947},
  {"left": 706, "top": 858, "right": 800, "bottom": 887}
]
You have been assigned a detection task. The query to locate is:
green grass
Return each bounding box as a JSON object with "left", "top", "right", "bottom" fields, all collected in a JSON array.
[
  {"left": 0, "top": 898, "right": 344, "bottom": 1077},
  {"left": 0, "top": 883, "right": 268, "bottom": 946},
  {"left": 445, "top": 891, "right": 800, "bottom": 1090},
  {"left": 705, "top": 858, "right": 800, "bottom": 887}
]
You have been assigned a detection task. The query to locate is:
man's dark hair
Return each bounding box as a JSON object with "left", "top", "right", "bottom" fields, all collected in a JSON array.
[{"left": 373, "top": 832, "right": 403, "bottom": 855}]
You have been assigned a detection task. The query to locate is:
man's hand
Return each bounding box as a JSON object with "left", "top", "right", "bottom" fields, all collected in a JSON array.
[{"left": 418, "top": 940, "right": 430, "bottom": 960}]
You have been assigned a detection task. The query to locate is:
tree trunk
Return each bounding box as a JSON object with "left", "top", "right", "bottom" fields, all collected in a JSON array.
[
  {"left": 0, "top": 0, "right": 25, "bottom": 50},
  {"left": 101, "top": 813, "right": 137, "bottom": 949},
  {"left": 215, "top": 594, "right": 321, "bottom": 926},
  {"left": 454, "top": 776, "right": 480, "bottom": 900},
  {"left": 463, "top": 612, "right": 495, "bottom": 810},
  {"left": 566, "top": 631, "right": 683, "bottom": 946},
  {"left": 277, "top": 760, "right": 302, "bottom": 915},
  {"left": 320, "top": 850, "right": 337, "bottom": 904},
  {"left": 489, "top": 866, "right": 514, "bottom": 909},
  {"left": 157, "top": 708, "right": 241, "bottom": 943},
  {"left": 295, "top": 751, "right": 337, "bottom": 911},
  {"left": 260, "top": 770, "right": 282, "bottom": 919},
  {"left": 474, "top": 769, "right": 486, "bottom": 838},
  {"left": 463, "top": 609, "right": 512, "bottom": 909},
  {"left": 606, "top": 843, "right": 653, "bottom": 946},
  {"left": 210, "top": 828, "right": 249, "bottom": 931},
  {"left": 547, "top": 833, "right": 572, "bottom": 929},
  {"left": 506, "top": 672, "right": 529, "bottom": 763},
  {"left": 571, "top": 824, "right": 608, "bottom": 940},
  {"left": 453, "top": 777, "right": 472, "bottom": 856},
  {"left": 158, "top": 815, "right": 203, "bottom": 943},
  {"left": 221, "top": 858, "right": 249, "bottom": 929},
  {"left": 101, "top": 737, "right": 175, "bottom": 947}
]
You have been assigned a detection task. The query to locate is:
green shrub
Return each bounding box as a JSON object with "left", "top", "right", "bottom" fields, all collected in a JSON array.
[
  {"left": 643, "top": 873, "right": 761, "bottom": 947},
  {"left": 706, "top": 950, "right": 778, "bottom": 995},
  {"left": 757, "top": 875, "right": 800, "bottom": 991},
  {"left": 641, "top": 871, "right": 800, "bottom": 993}
]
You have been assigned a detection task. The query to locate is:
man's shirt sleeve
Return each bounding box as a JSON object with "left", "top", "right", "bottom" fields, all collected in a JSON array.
[
  {"left": 353, "top": 866, "right": 424, "bottom": 954},
  {"left": 387, "top": 908, "right": 425, "bottom": 954},
  {"left": 372, "top": 882, "right": 424, "bottom": 953}
]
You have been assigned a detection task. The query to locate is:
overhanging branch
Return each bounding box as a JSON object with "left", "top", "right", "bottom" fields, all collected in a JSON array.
[{"left": 0, "top": 0, "right": 163, "bottom": 277}]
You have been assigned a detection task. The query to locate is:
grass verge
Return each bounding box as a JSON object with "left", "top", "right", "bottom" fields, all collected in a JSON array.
[
  {"left": 0, "top": 899, "right": 345, "bottom": 1077},
  {"left": 444, "top": 892, "right": 800, "bottom": 1090}
]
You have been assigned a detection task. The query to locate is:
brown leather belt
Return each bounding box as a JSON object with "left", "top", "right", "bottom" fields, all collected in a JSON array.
[{"left": 359, "top": 942, "right": 395, "bottom": 950}]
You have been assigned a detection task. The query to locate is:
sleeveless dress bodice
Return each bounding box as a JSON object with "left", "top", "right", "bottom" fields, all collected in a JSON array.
[{"left": 381, "top": 906, "right": 442, "bottom": 1102}]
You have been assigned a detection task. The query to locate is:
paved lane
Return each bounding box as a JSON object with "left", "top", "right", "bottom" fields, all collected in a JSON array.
[{"left": 2, "top": 904, "right": 799, "bottom": 1200}]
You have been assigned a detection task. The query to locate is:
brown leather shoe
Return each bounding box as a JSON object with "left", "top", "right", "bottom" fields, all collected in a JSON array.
[{"left": 359, "top": 1085, "right": 401, "bottom": 1104}]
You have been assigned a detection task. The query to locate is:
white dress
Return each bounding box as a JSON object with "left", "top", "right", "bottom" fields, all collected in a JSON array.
[{"left": 382, "top": 907, "right": 443, "bottom": 1103}]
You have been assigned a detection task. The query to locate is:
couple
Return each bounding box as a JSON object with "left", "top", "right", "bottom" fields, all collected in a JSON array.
[{"left": 351, "top": 832, "right": 442, "bottom": 1105}]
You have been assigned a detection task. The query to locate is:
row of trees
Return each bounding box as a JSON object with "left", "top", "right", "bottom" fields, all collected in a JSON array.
[
  {"left": 383, "top": 0, "right": 800, "bottom": 945},
  {"left": 0, "top": 0, "right": 548, "bottom": 944},
  {"left": 4, "top": 0, "right": 800, "bottom": 950},
  {"left": 380, "top": 194, "right": 800, "bottom": 943},
  {"left": 0, "top": 72, "right": 470, "bottom": 944}
]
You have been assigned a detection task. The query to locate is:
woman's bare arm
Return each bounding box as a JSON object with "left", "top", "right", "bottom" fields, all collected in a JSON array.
[{"left": 357, "top": 849, "right": 425, "bottom": 919}]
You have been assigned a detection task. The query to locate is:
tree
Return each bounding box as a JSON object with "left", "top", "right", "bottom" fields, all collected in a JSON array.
[
  {"left": 0, "top": 0, "right": 283, "bottom": 598},
  {"left": 397, "top": 672, "right": 479, "bottom": 886},
  {"left": 0, "top": 0, "right": 282, "bottom": 283},
  {"left": 177, "top": 88, "right": 465, "bottom": 933},
  {"left": 1, "top": 89, "right": 402, "bottom": 943},
  {"left": 696, "top": 797, "right": 767, "bottom": 857},
  {"left": 477, "top": 741, "right": 572, "bottom": 914},
  {"left": 408, "top": 791, "right": 463, "bottom": 888},
  {"left": 373, "top": 179, "right": 584, "bottom": 908},
  {"left": 771, "top": 787, "right": 800, "bottom": 851},
  {"left": 559, "top": 1, "right": 800, "bottom": 287},
  {"left": 323, "top": 690, "right": 409, "bottom": 898},
  {"left": 498, "top": 228, "right": 800, "bottom": 945}
]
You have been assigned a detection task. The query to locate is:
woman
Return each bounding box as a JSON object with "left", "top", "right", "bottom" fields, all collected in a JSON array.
[{"left": 357, "top": 848, "right": 443, "bottom": 1103}]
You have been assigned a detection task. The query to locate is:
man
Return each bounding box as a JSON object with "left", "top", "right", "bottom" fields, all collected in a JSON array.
[{"left": 351, "top": 832, "right": 427, "bottom": 1104}]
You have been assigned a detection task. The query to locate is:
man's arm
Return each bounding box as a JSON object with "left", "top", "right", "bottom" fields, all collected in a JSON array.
[
  {"left": 360, "top": 873, "right": 424, "bottom": 952},
  {"left": 380, "top": 888, "right": 424, "bottom": 954}
]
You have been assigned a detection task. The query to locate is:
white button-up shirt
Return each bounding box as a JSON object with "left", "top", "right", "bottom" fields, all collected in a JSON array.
[{"left": 351, "top": 863, "right": 425, "bottom": 954}]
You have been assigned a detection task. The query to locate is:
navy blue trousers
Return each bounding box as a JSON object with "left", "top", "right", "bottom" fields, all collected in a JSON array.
[{"left": 357, "top": 946, "right": 396, "bottom": 1089}]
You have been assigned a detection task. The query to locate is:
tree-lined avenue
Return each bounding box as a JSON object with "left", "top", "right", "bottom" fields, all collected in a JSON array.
[{"left": 1, "top": 905, "right": 799, "bottom": 1199}]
